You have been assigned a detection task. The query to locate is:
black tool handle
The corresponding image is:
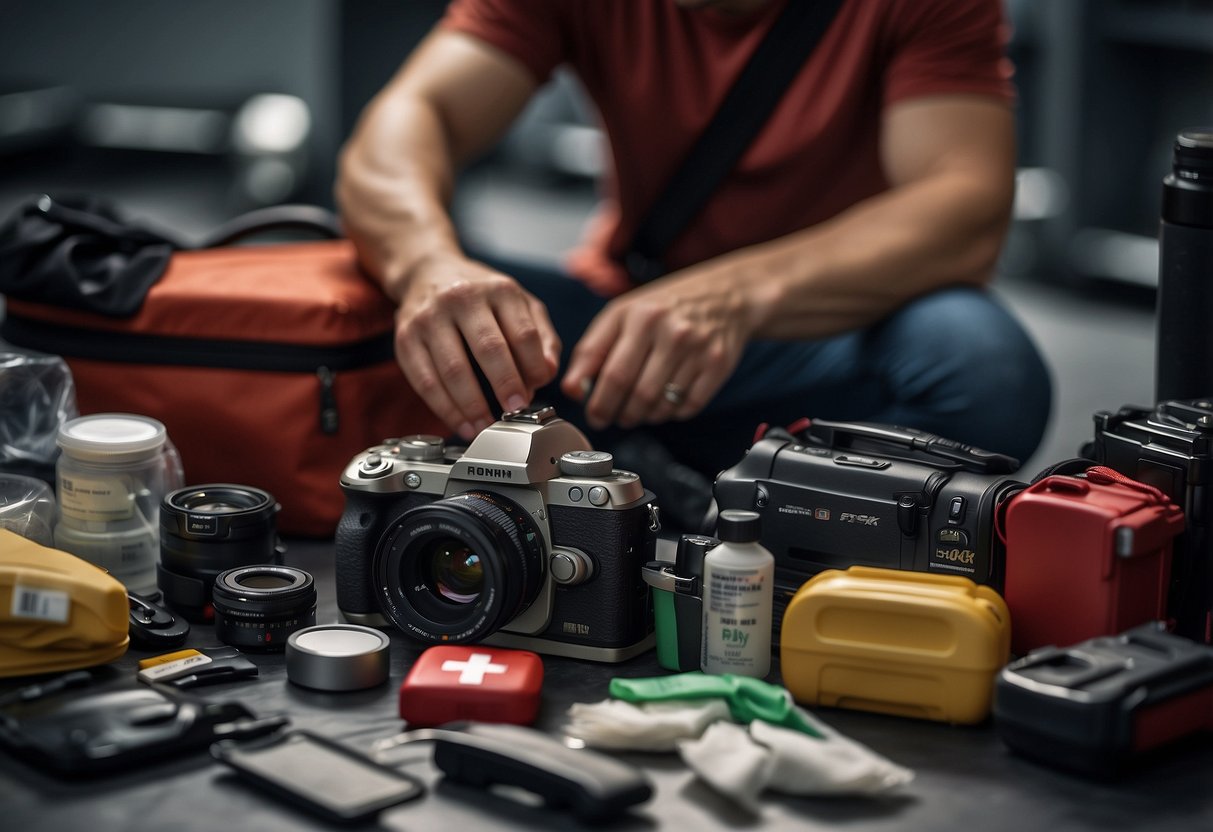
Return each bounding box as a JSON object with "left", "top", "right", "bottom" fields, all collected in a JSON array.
[{"left": 431, "top": 723, "right": 652, "bottom": 823}]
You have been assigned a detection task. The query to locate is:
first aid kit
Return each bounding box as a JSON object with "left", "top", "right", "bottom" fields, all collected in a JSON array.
[{"left": 398, "top": 645, "right": 544, "bottom": 727}]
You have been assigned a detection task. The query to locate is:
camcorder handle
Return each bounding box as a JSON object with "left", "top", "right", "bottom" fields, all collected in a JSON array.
[{"left": 803, "top": 419, "right": 1019, "bottom": 474}]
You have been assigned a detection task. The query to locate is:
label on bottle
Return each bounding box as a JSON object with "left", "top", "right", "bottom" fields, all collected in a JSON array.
[
  {"left": 58, "top": 474, "right": 135, "bottom": 522},
  {"left": 701, "top": 564, "right": 770, "bottom": 675}
]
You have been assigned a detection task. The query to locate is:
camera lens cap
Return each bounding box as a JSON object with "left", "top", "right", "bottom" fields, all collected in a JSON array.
[{"left": 286, "top": 624, "right": 391, "bottom": 692}]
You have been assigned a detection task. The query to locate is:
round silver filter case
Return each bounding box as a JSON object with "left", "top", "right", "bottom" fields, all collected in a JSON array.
[{"left": 285, "top": 624, "right": 391, "bottom": 691}]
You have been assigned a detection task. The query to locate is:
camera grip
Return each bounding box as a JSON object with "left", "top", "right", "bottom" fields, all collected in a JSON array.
[{"left": 335, "top": 490, "right": 396, "bottom": 617}]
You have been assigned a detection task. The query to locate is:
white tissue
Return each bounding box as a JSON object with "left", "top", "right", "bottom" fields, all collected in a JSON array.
[{"left": 564, "top": 698, "right": 732, "bottom": 751}]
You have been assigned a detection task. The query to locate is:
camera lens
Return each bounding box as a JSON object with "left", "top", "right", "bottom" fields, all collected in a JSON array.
[
  {"left": 427, "top": 540, "right": 484, "bottom": 604},
  {"left": 158, "top": 484, "right": 281, "bottom": 622},
  {"left": 373, "top": 490, "right": 544, "bottom": 643},
  {"left": 212, "top": 565, "right": 316, "bottom": 651}
]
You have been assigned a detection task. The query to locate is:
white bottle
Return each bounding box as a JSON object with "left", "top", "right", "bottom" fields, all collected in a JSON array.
[{"left": 700, "top": 510, "right": 775, "bottom": 678}]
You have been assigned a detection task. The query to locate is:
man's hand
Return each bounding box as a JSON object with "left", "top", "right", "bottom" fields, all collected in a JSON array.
[
  {"left": 396, "top": 254, "right": 561, "bottom": 440},
  {"left": 561, "top": 265, "right": 758, "bottom": 429}
]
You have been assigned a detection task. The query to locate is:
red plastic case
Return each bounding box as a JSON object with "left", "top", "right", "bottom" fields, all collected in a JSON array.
[
  {"left": 1003, "top": 468, "right": 1183, "bottom": 655},
  {"left": 398, "top": 645, "right": 544, "bottom": 727}
]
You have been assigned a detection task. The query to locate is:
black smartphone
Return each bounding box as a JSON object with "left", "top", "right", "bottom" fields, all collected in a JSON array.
[{"left": 211, "top": 730, "right": 425, "bottom": 824}]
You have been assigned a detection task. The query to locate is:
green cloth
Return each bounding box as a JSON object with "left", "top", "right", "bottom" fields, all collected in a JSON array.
[{"left": 609, "top": 673, "right": 825, "bottom": 739}]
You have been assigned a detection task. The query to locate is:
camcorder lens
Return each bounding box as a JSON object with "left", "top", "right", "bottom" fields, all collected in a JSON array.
[
  {"left": 373, "top": 490, "right": 544, "bottom": 644},
  {"left": 212, "top": 565, "right": 316, "bottom": 652},
  {"left": 158, "top": 484, "right": 282, "bottom": 622},
  {"left": 427, "top": 540, "right": 484, "bottom": 604}
]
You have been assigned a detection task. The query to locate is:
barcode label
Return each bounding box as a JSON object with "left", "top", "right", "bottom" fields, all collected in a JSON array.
[{"left": 11, "top": 585, "right": 70, "bottom": 623}]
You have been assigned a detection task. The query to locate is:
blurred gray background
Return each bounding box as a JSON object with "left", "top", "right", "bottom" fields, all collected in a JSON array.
[{"left": 2, "top": 0, "right": 1212, "bottom": 476}]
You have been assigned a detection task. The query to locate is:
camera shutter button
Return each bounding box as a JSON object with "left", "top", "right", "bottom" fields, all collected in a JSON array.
[
  {"left": 358, "top": 454, "right": 392, "bottom": 478},
  {"left": 559, "top": 450, "right": 615, "bottom": 477}
]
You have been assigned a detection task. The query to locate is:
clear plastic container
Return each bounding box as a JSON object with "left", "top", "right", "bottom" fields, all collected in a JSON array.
[
  {"left": 54, "top": 414, "right": 184, "bottom": 594},
  {"left": 0, "top": 473, "right": 57, "bottom": 547}
]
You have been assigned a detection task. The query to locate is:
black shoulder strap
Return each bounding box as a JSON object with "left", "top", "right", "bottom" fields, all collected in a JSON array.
[{"left": 623, "top": 0, "right": 846, "bottom": 284}]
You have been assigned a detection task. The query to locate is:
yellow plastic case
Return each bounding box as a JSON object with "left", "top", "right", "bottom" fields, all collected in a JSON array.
[
  {"left": 780, "top": 566, "right": 1010, "bottom": 724},
  {"left": 0, "top": 530, "right": 129, "bottom": 677}
]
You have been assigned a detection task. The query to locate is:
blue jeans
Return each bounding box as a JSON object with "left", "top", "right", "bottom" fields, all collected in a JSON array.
[{"left": 476, "top": 253, "right": 1052, "bottom": 477}]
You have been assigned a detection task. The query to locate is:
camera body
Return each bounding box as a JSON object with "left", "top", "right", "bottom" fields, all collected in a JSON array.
[
  {"left": 1087, "top": 399, "right": 1213, "bottom": 643},
  {"left": 335, "top": 407, "right": 659, "bottom": 662},
  {"left": 713, "top": 420, "right": 1023, "bottom": 634}
]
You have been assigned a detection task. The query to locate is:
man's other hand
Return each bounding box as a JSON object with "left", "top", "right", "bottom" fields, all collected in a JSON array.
[{"left": 561, "top": 265, "right": 757, "bottom": 429}]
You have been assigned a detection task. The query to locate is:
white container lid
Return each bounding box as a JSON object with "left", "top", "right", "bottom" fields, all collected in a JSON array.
[{"left": 58, "top": 413, "right": 167, "bottom": 464}]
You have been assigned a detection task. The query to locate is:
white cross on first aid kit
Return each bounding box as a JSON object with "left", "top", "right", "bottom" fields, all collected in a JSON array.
[{"left": 440, "top": 653, "right": 509, "bottom": 685}]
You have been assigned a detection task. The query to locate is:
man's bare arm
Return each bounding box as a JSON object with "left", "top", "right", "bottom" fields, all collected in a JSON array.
[
  {"left": 562, "top": 95, "right": 1017, "bottom": 428},
  {"left": 723, "top": 95, "right": 1017, "bottom": 338},
  {"left": 337, "top": 31, "right": 561, "bottom": 439}
]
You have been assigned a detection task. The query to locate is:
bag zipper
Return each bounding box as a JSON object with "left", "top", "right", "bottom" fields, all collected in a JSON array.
[
  {"left": 317, "top": 366, "right": 339, "bottom": 435},
  {"left": 1, "top": 313, "right": 393, "bottom": 436}
]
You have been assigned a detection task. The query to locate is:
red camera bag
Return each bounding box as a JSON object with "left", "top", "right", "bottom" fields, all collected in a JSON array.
[
  {"left": 1003, "top": 467, "right": 1184, "bottom": 655},
  {"left": 2, "top": 240, "right": 442, "bottom": 536}
]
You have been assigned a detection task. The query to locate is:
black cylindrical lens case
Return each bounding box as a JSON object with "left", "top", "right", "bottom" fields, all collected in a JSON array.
[{"left": 212, "top": 565, "right": 316, "bottom": 652}]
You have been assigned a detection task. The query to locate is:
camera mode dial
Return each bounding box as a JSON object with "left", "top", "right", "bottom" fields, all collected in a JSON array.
[
  {"left": 559, "top": 450, "right": 614, "bottom": 478},
  {"left": 395, "top": 435, "right": 445, "bottom": 461}
]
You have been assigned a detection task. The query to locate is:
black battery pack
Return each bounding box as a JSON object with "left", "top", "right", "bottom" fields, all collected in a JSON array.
[{"left": 993, "top": 622, "right": 1213, "bottom": 777}]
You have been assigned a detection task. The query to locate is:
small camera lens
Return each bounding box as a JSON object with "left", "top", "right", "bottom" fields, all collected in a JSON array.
[
  {"left": 158, "top": 484, "right": 281, "bottom": 622},
  {"left": 426, "top": 540, "right": 484, "bottom": 604},
  {"left": 374, "top": 490, "right": 544, "bottom": 643},
  {"left": 212, "top": 565, "right": 316, "bottom": 652}
]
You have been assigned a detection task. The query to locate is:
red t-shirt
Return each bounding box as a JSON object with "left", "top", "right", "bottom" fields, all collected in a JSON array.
[{"left": 442, "top": 0, "right": 1014, "bottom": 296}]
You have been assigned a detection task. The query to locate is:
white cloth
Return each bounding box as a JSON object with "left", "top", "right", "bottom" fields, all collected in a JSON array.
[
  {"left": 680, "top": 717, "right": 913, "bottom": 808},
  {"left": 565, "top": 696, "right": 913, "bottom": 808},
  {"left": 564, "top": 698, "right": 732, "bottom": 751}
]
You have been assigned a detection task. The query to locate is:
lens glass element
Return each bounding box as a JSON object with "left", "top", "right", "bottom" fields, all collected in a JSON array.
[
  {"left": 183, "top": 500, "right": 246, "bottom": 514},
  {"left": 237, "top": 573, "right": 294, "bottom": 589},
  {"left": 426, "top": 539, "right": 483, "bottom": 604}
]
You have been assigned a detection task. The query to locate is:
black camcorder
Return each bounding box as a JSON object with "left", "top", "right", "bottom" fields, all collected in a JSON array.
[{"left": 713, "top": 419, "right": 1024, "bottom": 633}]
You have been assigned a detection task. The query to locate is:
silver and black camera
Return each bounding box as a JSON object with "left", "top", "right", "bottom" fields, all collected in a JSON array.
[{"left": 335, "top": 407, "right": 659, "bottom": 662}]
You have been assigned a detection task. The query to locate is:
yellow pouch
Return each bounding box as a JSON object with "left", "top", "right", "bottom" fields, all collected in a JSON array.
[
  {"left": 0, "top": 529, "right": 129, "bottom": 677},
  {"left": 780, "top": 566, "right": 1010, "bottom": 724}
]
